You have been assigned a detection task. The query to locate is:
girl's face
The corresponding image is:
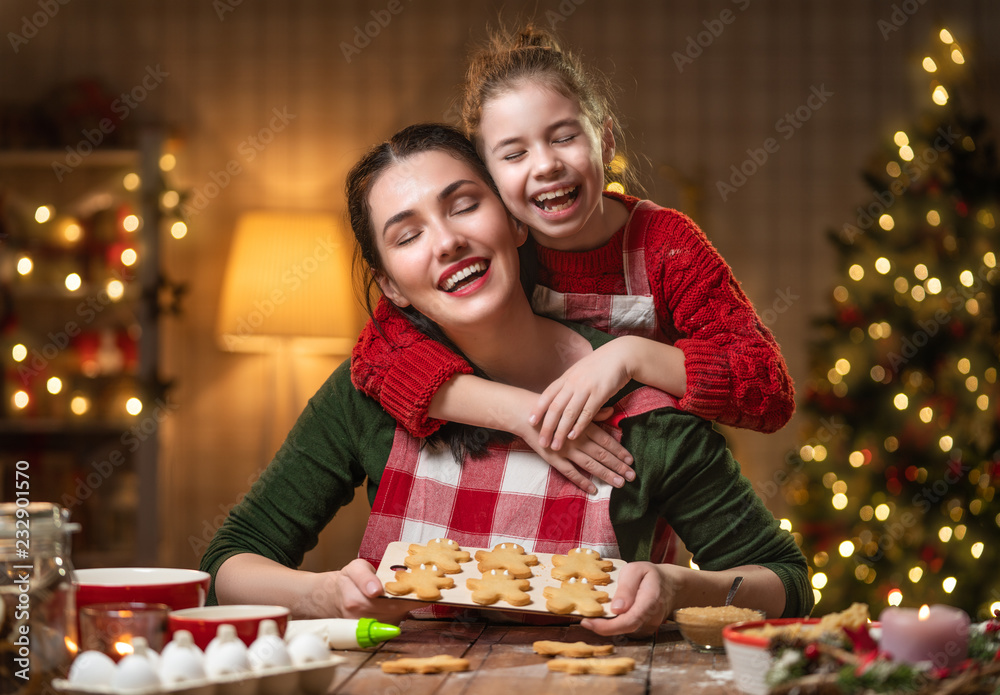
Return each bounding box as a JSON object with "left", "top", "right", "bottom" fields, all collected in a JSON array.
[
  {"left": 478, "top": 82, "right": 615, "bottom": 251},
  {"left": 370, "top": 150, "right": 527, "bottom": 332}
]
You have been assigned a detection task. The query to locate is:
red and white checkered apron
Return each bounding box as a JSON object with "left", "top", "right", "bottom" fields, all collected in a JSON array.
[
  {"left": 528, "top": 199, "right": 678, "bottom": 562},
  {"left": 358, "top": 386, "right": 679, "bottom": 576},
  {"left": 531, "top": 199, "right": 661, "bottom": 339}
]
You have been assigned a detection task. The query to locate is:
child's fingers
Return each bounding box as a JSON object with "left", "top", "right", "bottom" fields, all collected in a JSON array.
[
  {"left": 552, "top": 386, "right": 608, "bottom": 449},
  {"left": 591, "top": 407, "right": 615, "bottom": 422},
  {"left": 550, "top": 394, "right": 592, "bottom": 450},
  {"left": 530, "top": 384, "right": 560, "bottom": 427},
  {"left": 566, "top": 393, "right": 612, "bottom": 442},
  {"left": 538, "top": 388, "right": 574, "bottom": 448}
]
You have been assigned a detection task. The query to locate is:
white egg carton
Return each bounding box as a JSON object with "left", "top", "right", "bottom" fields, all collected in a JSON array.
[{"left": 52, "top": 654, "right": 346, "bottom": 695}]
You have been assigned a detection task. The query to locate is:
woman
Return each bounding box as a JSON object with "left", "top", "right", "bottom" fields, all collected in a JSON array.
[{"left": 201, "top": 124, "right": 812, "bottom": 636}]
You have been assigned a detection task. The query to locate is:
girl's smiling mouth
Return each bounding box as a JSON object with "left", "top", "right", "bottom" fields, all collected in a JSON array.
[{"left": 532, "top": 185, "right": 579, "bottom": 212}]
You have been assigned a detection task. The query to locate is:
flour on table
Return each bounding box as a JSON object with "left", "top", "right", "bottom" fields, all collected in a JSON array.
[{"left": 704, "top": 669, "right": 733, "bottom": 681}]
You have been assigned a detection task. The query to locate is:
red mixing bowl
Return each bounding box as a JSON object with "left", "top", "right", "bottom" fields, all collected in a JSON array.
[
  {"left": 75, "top": 568, "right": 211, "bottom": 613},
  {"left": 168, "top": 604, "right": 290, "bottom": 650}
]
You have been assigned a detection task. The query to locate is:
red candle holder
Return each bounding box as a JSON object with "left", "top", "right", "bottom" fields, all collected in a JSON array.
[{"left": 78, "top": 602, "right": 169, "bottom": 662}]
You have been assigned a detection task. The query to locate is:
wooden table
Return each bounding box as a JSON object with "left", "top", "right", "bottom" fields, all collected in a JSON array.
[{"left": 324, "top": 618, "right": 740, "bottom": 694}]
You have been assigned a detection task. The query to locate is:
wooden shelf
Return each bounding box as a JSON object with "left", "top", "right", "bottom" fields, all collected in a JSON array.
[
  {"left": 0, "top": 149, "right": 139, "bottom": 168},
  {"left": 0, "top": 419, "right": 136, "bottom": 436},
  {"left": 9, "top": 283, "right": 142, "bottom": 301},
  {"left": 0, "top": 132, "right": 165, "bottom": 566}
]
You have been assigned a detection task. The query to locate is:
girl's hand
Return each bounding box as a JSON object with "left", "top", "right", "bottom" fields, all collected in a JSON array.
[
  {"left": 530, "top": 338, "right": 639, "bottom": 450},
  {"left": 294, "top": 559, "right": 424, "bottom": 624},
  {"left": 519, "top": 414, "right": 634, "bottom": 494},
  {"left": 579, "top": 562, "right": 674, "bottom": 636}
]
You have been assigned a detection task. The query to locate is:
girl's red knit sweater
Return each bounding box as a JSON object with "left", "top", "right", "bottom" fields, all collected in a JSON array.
[{"left": 351, "top": 192, "right": 795, "bottom": 437}]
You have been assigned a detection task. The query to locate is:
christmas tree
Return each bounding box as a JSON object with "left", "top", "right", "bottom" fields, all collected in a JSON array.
[{"left": 788, "top": 28, "right": 1000, "bottom": 620}]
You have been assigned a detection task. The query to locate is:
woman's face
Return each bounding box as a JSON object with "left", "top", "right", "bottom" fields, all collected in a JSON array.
[{"left": 370, "top": 149, "right": 528, "bottom": 331}]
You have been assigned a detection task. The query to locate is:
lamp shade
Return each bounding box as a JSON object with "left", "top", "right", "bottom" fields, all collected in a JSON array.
[{"left": 216, "top": 211, "right": 360, "bottom": 353}]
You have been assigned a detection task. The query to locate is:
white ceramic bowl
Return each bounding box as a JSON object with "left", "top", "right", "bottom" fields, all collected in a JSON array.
[{"left": 722, "top": 618, "right": 822, "bottom": 695}]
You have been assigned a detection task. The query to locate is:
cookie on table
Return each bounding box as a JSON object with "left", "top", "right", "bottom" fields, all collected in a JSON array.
[
  {"left": 381, "top": 654, "right": 470, "bottom": 674},
  {"left": 548, "top": 657, "right": 635, "bottom": 675},
  {"left": 403, "top": 538, "right": 471, "bottom": 574},
  {"left": 543, "top": 578, "right": 610, "bottom": 617},
  {"left": 474, "top": 542, "right": 539, "bottom": 578},
  {"left": 532, "top": 640, "right": 615, "bottom": 658},
  {"left": 550, "top": 547, "right": 614, "bottom": 585},
  {"left": 466, "top": 569, "right": 531, "bottom": 606},
  {"left": 384, "top": 564, "right": 454, "bottom": 601}
]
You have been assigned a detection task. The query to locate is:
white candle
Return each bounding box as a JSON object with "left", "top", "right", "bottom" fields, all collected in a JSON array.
[{"left": 878, "top": 604, "right": 971, "bottom": 668}]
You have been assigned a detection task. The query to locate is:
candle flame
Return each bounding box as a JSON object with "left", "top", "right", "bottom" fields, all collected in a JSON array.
[
  {"left": 114, "top": 641, "right": 134, "bottom": 656},
  {"left": 65, "top": 636, "right": 79, "bottom": 655},
  {"left": 918, "top": 604, "right": 930, "bottom": 620}
]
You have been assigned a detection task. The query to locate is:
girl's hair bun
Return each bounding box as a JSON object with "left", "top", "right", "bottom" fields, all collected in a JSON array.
[{"left": 510, "top": 24, "right": 562, "bottom": 53}]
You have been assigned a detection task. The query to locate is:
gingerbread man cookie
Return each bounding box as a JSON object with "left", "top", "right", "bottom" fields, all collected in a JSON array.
[
  {"left": 548, "top": 657, "right": 635, "bottom": 675},
  {"left": 532, "top": 640, "right": 615, "bottom": 658},
  {"left": 384, "top": 564, "right": 454, "bottom": 600},
  {"left": 404, "top": 538, "right": 471, "bottom": 574},
  {"left": 466, "top": 569, "right": 531, "bottom": 606},
  {"left": 543, "top": 578, "right": 611, "bottom": 617},
  {"left": 474, "top": 542, "right": 539, "bottom": 578},
  {"left": 381, "top": 654, "right": 470, "bottom": 674},
  {"left": 551, "top": 547, "right": 614, "bottom": 585}
]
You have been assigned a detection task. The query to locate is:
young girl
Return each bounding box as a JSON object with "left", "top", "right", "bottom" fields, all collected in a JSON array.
[{"left": 352, "top": 26, "right": 794, "bottom": 494}]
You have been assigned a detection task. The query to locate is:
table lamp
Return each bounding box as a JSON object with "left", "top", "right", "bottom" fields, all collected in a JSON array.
[
  {"left": 216, "top": 211, "right": 361, "bottom": 444},
  {"left": 216, "top": 211, "right": 359, "bottom": 354}
]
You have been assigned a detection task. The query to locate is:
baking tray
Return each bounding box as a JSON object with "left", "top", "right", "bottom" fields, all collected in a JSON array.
[{"left": 374, "top": 541, "right": 627, "bottom": 617}]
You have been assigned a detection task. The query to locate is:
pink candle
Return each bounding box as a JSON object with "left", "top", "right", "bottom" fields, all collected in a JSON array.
[{"left": 878, "top": 604, "right": 971, "bottom": 668}]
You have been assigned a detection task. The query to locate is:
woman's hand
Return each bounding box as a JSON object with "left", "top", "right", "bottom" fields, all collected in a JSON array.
[
  {"left": 580, "top": 563, "right": 787, "bottom": 637},
  {"left": 293, "top": 559, "right": 424, "bottom": 624},
  {"left": 579, "top": 562, "right": 675, "bottom": 637},
  {"left": 517, "top": 412, "right": 634, "bottom": 495},
  {"left": 217, "top": 554, "right": 423, "bottom": 623},
  {"left": 429, "top": 374, "right": 635, "bottom": 494},
  {"left": 529, "top": 338, "right": 640, "bottom": 450}
]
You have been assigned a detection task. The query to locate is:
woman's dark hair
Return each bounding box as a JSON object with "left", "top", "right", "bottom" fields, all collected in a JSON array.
[
  {"left": 460, "top": 24, "right": 641, "bottom": 194},
  {"left": 346, "top": 122, "right": 536, "bottom": 460}
]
